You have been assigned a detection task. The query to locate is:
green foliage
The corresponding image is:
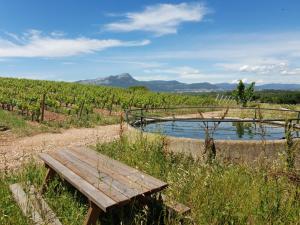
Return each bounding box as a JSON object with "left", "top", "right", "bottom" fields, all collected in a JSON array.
[
  {"left": 0, "top": 109, "right": 54, "bottom": 136},
  {"left": 1, "top": 137, "right": 300, "bottom": 224},
  {"left": 284, "top": 121, "right": 298, "bottom": 170},
  {"left": 0, "top": 77, "right": 217, "bottom": 123},
  {"left": 253, "top": 90, "right": 300, "bottom": 104},
  {"left": 0, "top": 162, "right": 88, "bottom": 225},
  {"left": 128, "top": 86, "right": 149, "bottom": 92},
  {"left": 232, "top": 80, "right": 255, "bottom": 106},
  {"left": 0, "top": 176, "right": 29, "bottom": 224}
]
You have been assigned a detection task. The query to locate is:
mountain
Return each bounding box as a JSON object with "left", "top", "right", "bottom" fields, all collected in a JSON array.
[
  {"left": 214, "top": 83, "right": 236, "bottom": 91},
  {"left": 77, "top": 73, "right": 218, "bottom": 92},
  {"left": 77, "top": 73, "right": 140, "bottom": 88},
  {"left": 256, "top": 83, "right": 300, "bottom": 90},
  {"left": 77, "top": 73, "right": 300, "bottom": 92}
]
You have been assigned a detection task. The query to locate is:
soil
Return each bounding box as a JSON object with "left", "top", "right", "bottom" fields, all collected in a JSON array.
[
  {"left": 43, "top": 110, "right": 68, "bottom": 122},
  {"left": 94, "top": 108, "right": 122, "bottom": 116},
  {"left": 0, "top": 124, "right": 122, "bottom": 171}
]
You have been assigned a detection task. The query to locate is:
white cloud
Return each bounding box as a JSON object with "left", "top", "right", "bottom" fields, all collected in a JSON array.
[
  {"left": 280, "top": 68, "right": 300, "bottom": 75},
  {"left": 105, "top": 2, "right": 208, "bottom": 36},
  {"left": 231, "top": 78, "right": 248, "bottom": 84},
  {"left": 219, "top": 61, "right": 300, "bottom": 76},
  {"left": 126, "top": 32, "right": 300, "bottom": 62},
  {"left": 113, "top": 32, "right": 300, "bottom": 82},
  {"left": 93, "top": 58, "right": 164, "bottom": 69},
  {"left": 0, "top": 73, "right": 58, "bottom": 80},
  {"left": 50, "top": 31, "right": 66, "bottom": 37},
  {"left": 0, "top": 30, "right": 150, "bottom": 58},
  {"left": 145, "top": 66, "right": 202, "bottom": 75},
  {"left": 144, "top": 66, "right": 215, "bottom": 82},
  {"left": 61, "top": 61, "right": 75, "bottom": 65}
]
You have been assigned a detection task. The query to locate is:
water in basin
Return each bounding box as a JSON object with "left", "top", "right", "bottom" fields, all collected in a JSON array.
[{"left": 141, "top": 121, "right": 299, "bottom": 140}]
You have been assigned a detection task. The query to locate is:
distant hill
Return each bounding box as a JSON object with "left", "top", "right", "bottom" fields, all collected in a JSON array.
[{"left": 77, "top": 73, "right": 300, "bottom": 92}]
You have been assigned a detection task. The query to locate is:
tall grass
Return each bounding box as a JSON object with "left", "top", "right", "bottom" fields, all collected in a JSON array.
[
  {"left": 96, "top": 135, "right": 300, "bottom": 224},
  {"left": 1, "top": 135, "right": 300, "bottom": 224},
  {"left": 0, "top": 162, "right": 88, "bottom": 225}
]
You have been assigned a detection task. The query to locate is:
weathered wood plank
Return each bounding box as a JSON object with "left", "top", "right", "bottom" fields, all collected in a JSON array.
[
  {"left": 70, "top": 146, "right": 168, "bottom": 191},
  {"left": 61, "top": 149, "right": 149, "bottom": 196},
  {"left": 29, "top": 185, "right": 63, "bottom": 225},
  {"left": 161, "top": 194, "right": 191, "bottom": 215},
  {"left": 9, "top": 183, "right": 62, "bottom": 225},
  {"left": 83, "top": 202, "right": 103, "bottom": 225},
  {"left": 69, "top": 147, "right": 149, "bottom": 189},
  {"left": 10, "top": 183, "right": 44, "bottom": 225},
  {"left": 51, "top": 150, "right": 134, "bottom": 202},
  {"left": 40, "top": 166, "right": 56, "bottom": 194},
  {"left": 39, "top": 153, "right": 116, "bottom": 212}
]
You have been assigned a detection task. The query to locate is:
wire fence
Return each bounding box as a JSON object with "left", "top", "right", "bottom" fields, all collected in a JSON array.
[{"left": 126, "top": 106, "right": 300, "bottom": 140}]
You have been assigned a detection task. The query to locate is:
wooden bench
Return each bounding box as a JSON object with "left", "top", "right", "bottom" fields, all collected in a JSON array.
[{"left": 39, "top": 146, "right": 188, "bottom": 225}]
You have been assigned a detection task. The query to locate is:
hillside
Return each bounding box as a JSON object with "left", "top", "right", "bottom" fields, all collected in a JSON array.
[
  {"left": 77, "top": 73, "right": 300, "bottom": 92},
  {"left": 77, "top": 73, "right": 218, "bottom": 92}
]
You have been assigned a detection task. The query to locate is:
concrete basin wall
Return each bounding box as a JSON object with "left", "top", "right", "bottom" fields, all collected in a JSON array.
[{"left": 165, "top": 136, "right": 300, "bottom": 166}]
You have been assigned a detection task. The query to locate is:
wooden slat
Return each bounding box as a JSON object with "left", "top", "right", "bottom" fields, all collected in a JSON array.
[
  {"left": 29, "top": 185, "right": 63, "bottom": 225},
  {"left": 41, "top": 167, "right": 56, "bottom": 194},
  {"left": 51, "top": 149, "right": 138, "bottom": 201},
  {"left": 10, "top": 183, "right": 62, "bottom": 225},
  {"left": 84, "top": 202, "right": 102, "bottom": 225},
  {"left": 62, "top": 149, "right": 149, "bottom": 195},
  {"left": 161, "top": 195, "right": 191, "bottom": 215},
  {"left": 69, "top": 147, "right": 154, "bottom": 191},
  {"left": 39, "top": 153, "right": 116, "bottom": 212},
  {"left": 70, "top": 146, "right": 168, "bottom": 191},
  {"left": 10, "top": 183, "right": 44, "bottom": 225}
]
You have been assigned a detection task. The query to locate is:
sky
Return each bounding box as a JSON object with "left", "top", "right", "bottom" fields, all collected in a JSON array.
[{"left": 0, "top": 0, "right": 300, "bottom": 84}]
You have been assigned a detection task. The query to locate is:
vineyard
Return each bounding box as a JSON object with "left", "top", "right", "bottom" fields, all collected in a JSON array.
[{"left": 0, "top": 77, "right": 216, "bottom": 123}]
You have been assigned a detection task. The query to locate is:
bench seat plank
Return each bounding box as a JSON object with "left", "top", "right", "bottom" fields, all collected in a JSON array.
[
  {"left": 39, "top": 153, "right": 116, "bottom": 212},
  {"left": 71, "top": 146, "right": 168, "bottom": 191}
]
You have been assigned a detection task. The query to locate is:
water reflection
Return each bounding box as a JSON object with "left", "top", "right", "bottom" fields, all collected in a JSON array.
[
  {"left": 141, "top": 121, "right": 300, "bottom": 140},
  {"left": 232, "top": 122, "right": 254, "bottom": 139}
]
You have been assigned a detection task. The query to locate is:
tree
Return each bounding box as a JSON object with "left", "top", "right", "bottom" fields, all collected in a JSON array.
[
  {"left": 232, "top": 80, "right": 255, "bottom": 106},
  {"left": 128, "top": 86, "right": 149, "bottom": 92}
]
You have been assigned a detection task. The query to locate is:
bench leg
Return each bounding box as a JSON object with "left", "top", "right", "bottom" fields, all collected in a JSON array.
[
  {"left": 84, "top": 202, "right": 102, "bottom": 225},
  {"left": 40, "top": 166, "right": 56, "bottom": 194}
]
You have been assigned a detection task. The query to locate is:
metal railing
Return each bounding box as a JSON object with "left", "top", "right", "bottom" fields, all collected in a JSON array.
[{"left": 126, "top": 106, "right": 300, "bottom": 128}]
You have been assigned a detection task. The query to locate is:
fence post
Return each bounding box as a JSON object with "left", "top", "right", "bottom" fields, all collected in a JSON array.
[
  {"left": 40, "top": 93, "right": 46, "bottom": 122},
  {"left": 219, "top": 95, "right": 224, "bottom": 103},
  {"left": 215, "top": 94, "right": 219, "bottom": 102},
  {"left": 125, "top": 109, "right": 129, "bottom": 124},
  {"left": 140, "top": 108, "right": 144, "bottom": 126}
]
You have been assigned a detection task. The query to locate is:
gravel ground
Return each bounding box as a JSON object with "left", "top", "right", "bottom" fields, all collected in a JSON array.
[{"left": 0, "top": 124, "right": 122, "bottom": 171}]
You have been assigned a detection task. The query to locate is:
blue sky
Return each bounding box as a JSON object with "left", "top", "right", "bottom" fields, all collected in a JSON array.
[{"left": 0, "top": 0, "right": 300, "bottom": 84}]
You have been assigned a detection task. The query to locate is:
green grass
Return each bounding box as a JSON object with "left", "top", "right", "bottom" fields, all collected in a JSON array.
[
  {"left": 1, "top": 135, "right": 300, "bottom": 224},
  {"left": 96, "top": 135, "right": 300, "bottom": 224},
  {"left": 0, "top": 110, "right": 55, "bottom": 137},
  {"left": 0, "top": 162, "right": 88, "bottom": 225},
  {"left": 0, "top": 178, "right": 29, "bottom": 225},
  {"left": 42, "top": 112, "right": 120, "bottom": 129},
  {"left": 0, "top": 109, "right": 120, "bottom": 137}
]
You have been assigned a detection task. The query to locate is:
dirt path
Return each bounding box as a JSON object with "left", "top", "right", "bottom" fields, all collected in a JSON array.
[
  {"left": 0, "top": 111, "right": 230, "bottom": 171},
  {"left": 0, "top": 124, "right": 122, "bottom": 170}
]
